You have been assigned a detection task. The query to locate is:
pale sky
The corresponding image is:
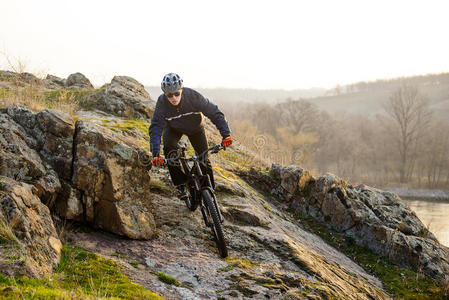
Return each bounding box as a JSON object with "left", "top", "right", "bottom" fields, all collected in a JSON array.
[{"left": 1, "top": 0, "right": 448, "bottom": 89}]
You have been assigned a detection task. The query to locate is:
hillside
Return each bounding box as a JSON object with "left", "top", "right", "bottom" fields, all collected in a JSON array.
[
  {"left": 311, "top": 74, "right": 449, "bottom": 119},
  {"left": 146, "top": 73, "right": 449, "bottom": 120},
  {"left": 0, "top": 71, "right": 448, "bottom": 299}
]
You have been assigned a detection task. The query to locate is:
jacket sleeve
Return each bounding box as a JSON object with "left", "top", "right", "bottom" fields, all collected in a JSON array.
[
  {"left": 193, "top": 91, "right": 231, "bottom": 138},
  {"left": 148, "top": 98, "right": 165, "bottom": 156}
]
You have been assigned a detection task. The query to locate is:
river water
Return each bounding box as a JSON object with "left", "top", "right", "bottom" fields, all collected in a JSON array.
[{"left": 400, "top": 198, "right": 449, "bottom": 247}]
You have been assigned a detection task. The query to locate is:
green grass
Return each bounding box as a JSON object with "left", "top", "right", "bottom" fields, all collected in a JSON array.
[
  {"left": 0, "top": 216, "right": 19, "bottom": 245},
  {"left": 289, "top": 210, "right": 448, "bottom": 299},
  {"left": 149, "top": 179, "right": 172, "bottom": 195},
  {"left": 0, "top": 88, "right": 12, "bottom": 99},
  {"left": 44, "top": 89, "right": 92, "bottom": 106},
  {"left": 156, "top": 272, "right": 181, "bottom": 286},
  {"left": 0, "top": 245, "right": 163, "bottom": 299}
]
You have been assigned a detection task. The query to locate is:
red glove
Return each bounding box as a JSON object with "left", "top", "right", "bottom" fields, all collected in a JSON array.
[
  {"left": 222, "top": 136, "right": 232, "bottom": 147},
  {"left": 152, "top": 157, "right": 165, "bottom": 166}
]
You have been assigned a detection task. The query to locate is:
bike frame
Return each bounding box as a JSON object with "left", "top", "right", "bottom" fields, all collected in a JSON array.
[{"left": 165, "top": 144, "right": 225, "bottom": 224}]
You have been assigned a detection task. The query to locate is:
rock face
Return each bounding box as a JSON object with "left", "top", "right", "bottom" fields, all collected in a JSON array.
[
  {"left": 0, "top": 176, "right": 61, "bottom": 278},
  {"left": 0, "top": 105, "right": 157, "bottom": 277},
  {"left": 2, "top": 106, "right": 156, "bottom": 239},
  {"left": 273, "top": 165, "right": 449, "bottom": 280},
  {"left": 71, "top": 120, "right": 155, "bottom": 239},
  {"left": 81, "top": 76, "right": 154, "bottom": 118},
  {"left": 0, "top": 111, "right": 46, "bottom": 181},
  {"left": 65, "top": 72, "right": 94, "bottom": 90},
  {"left": 6, "top": 106, "right": 75, "bottom": 182}
]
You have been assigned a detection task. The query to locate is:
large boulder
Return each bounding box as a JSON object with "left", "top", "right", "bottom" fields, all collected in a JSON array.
[
  {"left": 0, "top": 112, "right": 46, "bottom": 181},
  {"left": 279, "top": 165, "right": 313, "bottom": 197},
  {"left": 6, "top": 106, "right": 75, "bottom": 182},
  {"left": 280, "top": 167, "right": 449, "bottom": 280},
  {"left": 65, "top": 72, "right": 94, "bottom": 90},
  {"left": 44, "top": 74, "right": 65, "bottom": 89},
  {"left": 0, "top": 108, "right": 64, "bottom": 209},
  {"left": 71, "top": 120, "right": 156, "bottom": 239},
  {"left": 81, "top": 76, "right": 155, "bottom": 118},
  {"left": 0, "top": 176, "right": 62, "bottom": 278},
  {"left": 2, "top": 106, "right": 157, "bottom": 239}
]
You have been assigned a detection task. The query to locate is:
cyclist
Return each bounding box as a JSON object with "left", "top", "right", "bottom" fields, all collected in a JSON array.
[{"left": 149, "top": 73, "right": 232, "bottom": 199}]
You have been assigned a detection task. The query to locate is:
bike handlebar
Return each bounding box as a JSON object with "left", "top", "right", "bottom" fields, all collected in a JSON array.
[{"left": 161, "top": 144, "right": 226, "bottom": 165}]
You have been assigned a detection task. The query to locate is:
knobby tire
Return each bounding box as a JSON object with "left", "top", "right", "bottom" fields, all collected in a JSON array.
[{"left": 202, "top": 189, "right": 228, "bottom": 258}]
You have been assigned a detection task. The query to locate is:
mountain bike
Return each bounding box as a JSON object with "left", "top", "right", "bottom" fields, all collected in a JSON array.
[{"left": 160, "top": 143, "right": 228, "bottom": 258}]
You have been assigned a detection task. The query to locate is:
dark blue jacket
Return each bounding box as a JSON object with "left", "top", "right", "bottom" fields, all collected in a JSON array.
[{"left": 148, "top": 87, "right": 231, "bottom": 156}]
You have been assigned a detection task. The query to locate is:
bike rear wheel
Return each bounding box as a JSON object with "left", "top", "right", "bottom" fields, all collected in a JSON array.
[{"left": 202, "top": 189, "right": 228, "bottom": 258}]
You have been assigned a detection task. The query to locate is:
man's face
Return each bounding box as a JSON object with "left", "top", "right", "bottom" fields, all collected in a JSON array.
[{"left": 165, "top": 89, "right": 183, "bottom": 106}]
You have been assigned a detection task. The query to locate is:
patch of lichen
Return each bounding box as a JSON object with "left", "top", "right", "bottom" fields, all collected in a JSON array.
[
  {"left": 217, "top": 256, "right": 260, "bottom": 273},
  {"left": 100, "top": 118, "right": 149, "bottom": 136},
  {"left": 225, "top": 270, "right": 338, "bottom": 299},
  {"left": 115, "top": 118, "right": 149, "bottom": 135},
  {"left": 213, "top": 166, "right": 241, "bottom": 181},
  {"left": 218, "top": 150, "right": 253, "bottom": 168}
]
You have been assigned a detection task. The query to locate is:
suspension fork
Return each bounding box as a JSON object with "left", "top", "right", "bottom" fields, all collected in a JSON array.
[
  {"left": 200, "top": 174, "right": 224, "bottom": 224},
  {"left": 192, "top": 161, "right": 211, "bottom": 227},
  {"left": 203, "top": 185, "right": 224, "bottom": 223}
]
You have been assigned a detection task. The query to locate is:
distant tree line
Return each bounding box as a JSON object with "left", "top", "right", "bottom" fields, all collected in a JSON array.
[
  {"left": 221, "top": 84, "right": 449, "bottom": 189},
  {"left": 342, "top": 73, "right": 449, "bottom": 94}
]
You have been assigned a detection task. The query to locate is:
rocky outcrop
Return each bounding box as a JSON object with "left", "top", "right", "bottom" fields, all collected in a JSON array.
[
  {"left": 0, "top": 176, "right": 61, "bottom": 278},
  {"left": 45, "top": 74, "right": 65, "bottom": 89},
  {"left": 3, "top": 106, "right": 156, "bottom": 239},
  {"left": 6, "top": 106, "right": 75, "bottom": 182},
  {"left": 81, "top": 76, "right": 155, "bottom": 118},
  {"left": 0, "top": 105, "right": 157, "bottom": 277},
  {"left": 0, "top": 111, "right": 46, "bottom": 181},
  {"left": 2, "top": 107, "right": 156, "bottom": 238},
  {"left": 65, "top": 72, "right": 94, "bottom": 90},
  {"left": 71, "top": 120, "right": 156, "bottom": 239},
  {"left": 0, "top": 70, "right": 42, "bottom": 87},
  {"left": 270, "top": 165, "right": 449, "bottom": 280}
]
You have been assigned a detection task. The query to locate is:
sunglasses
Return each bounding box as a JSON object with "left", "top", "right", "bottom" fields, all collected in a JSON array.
[{"left": 166, "top": 91, "right": 181, "bottom": 98}]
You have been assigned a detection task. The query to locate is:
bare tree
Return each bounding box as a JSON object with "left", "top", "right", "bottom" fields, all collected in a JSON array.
[
  {"left": 383, "top": 85, "right": 432, "bottom": 183},
  {"left": 275, "top": 99, "right": 321, "bottom": 134},
  {"left": 419, "top": 121, "right": 449, "bottom": 188}
]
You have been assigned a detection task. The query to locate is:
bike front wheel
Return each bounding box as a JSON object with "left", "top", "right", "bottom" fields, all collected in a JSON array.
[{"left": 202, "top": 189, "right": 228, "bottom": 258}]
